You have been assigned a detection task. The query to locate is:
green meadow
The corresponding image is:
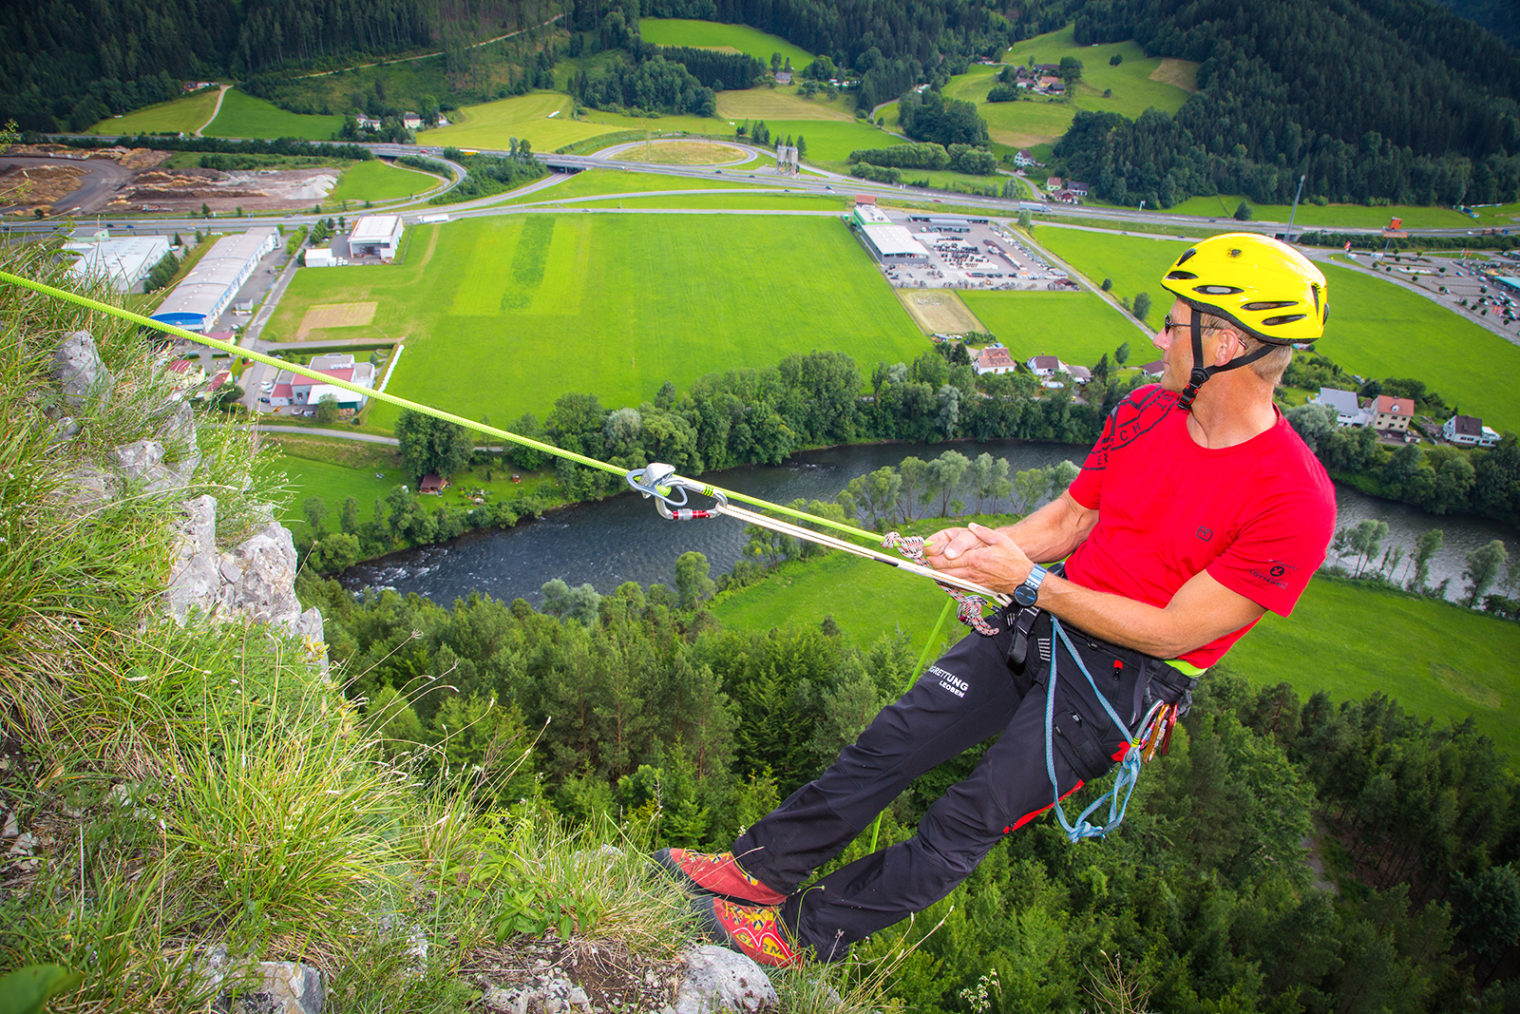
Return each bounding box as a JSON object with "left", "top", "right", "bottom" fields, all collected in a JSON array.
[
  {"left": 426, "top": 90, "right": 905, "bottom": 163},
  {"left": 959, "top": 289, "right": 1147, "bottom": 366},
  {"left": 263, "top": 213, "right": 925, "bottom": 427},
  {"left": 328, "top": 159, "right": 443, "bottom": 206},
  {"left": 552, "top": 194, "right": 848, "bottom": 211},
  {"left": 500, "top": 169, "right": 772, "bottom": 205},
  {"left": 205, "top": 89, "right": 343, "bottom": 140},
  {"left": 712, "top": 553, "right": 1520, "bottom": 762},
  {"left": 1035, "top": 226, "right": 1520, "bottom": 432},
  {"left": 938, "top": 26, "right": 1196, "bottom": 147},
  {"left": 639, "top": 18, "right": 815, "bottom": 69},
  {"left": 1165, "top": 194, "right": 1475, "bottom": 229},
  {"left": 88, "top": 88, "right": 221, "bottom": 135}
]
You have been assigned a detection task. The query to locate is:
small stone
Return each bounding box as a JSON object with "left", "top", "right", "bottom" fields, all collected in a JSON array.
[
  {"left": 2, "top": 810, "right": 17, "bottom": 838},
  {"left": 672, "top": 945, "right": 777, "bottom": 1014},
  {"left": 51, "top": 331, "right": 113, "bottom": 410}
]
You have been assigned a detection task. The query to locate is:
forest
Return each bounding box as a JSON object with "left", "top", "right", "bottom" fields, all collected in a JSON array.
[
  {"left": 293, "top": 516, "right": 1520, "bottom": 1011},
  {"left": 1055, "top": 0, "right": 1520, "bottom": 207}
]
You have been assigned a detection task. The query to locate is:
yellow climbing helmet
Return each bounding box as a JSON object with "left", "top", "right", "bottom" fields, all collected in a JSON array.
[{"left": 1159, "top": 233, "right": 1328, "bottom": 344}]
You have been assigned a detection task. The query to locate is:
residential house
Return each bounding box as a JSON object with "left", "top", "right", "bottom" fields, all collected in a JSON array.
[
  {"left": 1046, "top": 176, "right": 1065, "bottom": 192},
  {"left": 1066, "top": 364, "right": 1092, "bottom": 385},
  {"left": 1310, "top": 387, "right": 1368, "bottom": 427},
  {"left": 355, "top": 114, "right": 381, "bottom": 132},
  {"left": 1038, "top": 76, "right": 1062, "bottom": 92},
  {"left": 402, "top": 112, "right": 423, "bottom": 130},
  {"left": 1065, "top": 181, "right": 1090, "bottom": 197},
  {"left": 419, "top": 474, "right": 448, "bottom": 495},
  {"left": 165, "top": 358, "right": 205, "bottom": 390},
  {"left": 1026, "top": 355, "right": 1066, "bottom": 377},
  {"left": 1443, "top": 414, "right": 1500, "bottom": 447},
  {"left": 775, "top": 70, "right": 793, "bottom": 84},
  {"left": 973, "top": 346, "right": 1017, "bottom": 376},
  {"left": 1369, "top": 394, "right": 1415, "bottom": 435},
  {"left": 264, "top": 353, "right": 377, "bottom": 413},
  {"left": 1138, "top": 360, "right": 1165, "bottom": 378},
  {"left": 1014, "top": 150, "right": 1041, "bottom": 169}
]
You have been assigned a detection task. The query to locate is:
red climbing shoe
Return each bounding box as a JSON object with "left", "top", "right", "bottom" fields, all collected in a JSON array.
[
  {"left": 652, "top": 848, "right": 787, "bottom": 906},
  {"left": 692, "top": 896, "right": 808, "bottom": 968}
]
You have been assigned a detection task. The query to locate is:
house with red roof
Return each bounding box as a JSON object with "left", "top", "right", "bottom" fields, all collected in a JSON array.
[{"left": 1370, "top": 394, "right": 1416, "bottom": 435}]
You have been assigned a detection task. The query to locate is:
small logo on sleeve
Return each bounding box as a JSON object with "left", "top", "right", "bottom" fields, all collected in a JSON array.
[
  {"left": 1249, "top": 562, "right": 1294, "bottom": 589},
  {"left": 1195, "top": 526, "right": 1213, "bottom": 542}
]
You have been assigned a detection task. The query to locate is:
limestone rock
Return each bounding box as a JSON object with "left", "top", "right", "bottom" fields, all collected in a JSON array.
[
  {"left": 51, "top": 330, "right": 113, "bottom": 410},
  {"left": 231, "top": 961, "right": 324, "bottom": 1014},
  {"left": 671, "top": 945, "right": 777, "bottom": 1014},
  {"left": 61, "top": 464, "right": 121, "bottom": 506},
  {"left": 165, "top": 495, "right": 220, "bottom": 624},
  {"left": 113, "top": 439, "right": 191, "bottom": 495},
  {"left": 216, "top": 523, "right": 303, "bottom": 633},
  {"left": 154, "top": 398, "right": 202, "bottom": 481}
]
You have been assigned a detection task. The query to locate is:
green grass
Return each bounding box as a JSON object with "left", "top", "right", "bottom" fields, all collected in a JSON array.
[
  {"left": 552, "top": 193, "right": 847, "bottom": 211},
  {"left": 205, "top": 88, "right": 344, "bottom": 140},
  {"left": 499, "top": 169, "right": 771, "bottom": 205},
  {"left": 1034, "top": 226, "right": 1520, "bottom": 432},
  {"left": 938, "top": 28, "right": 1196, "bottom": 147},
  {"left": 274, "top": 452, "right": 403, "bottom": 537},
  {"left": 960, "top": 289, "right": 1146, "bottom": 366},
  {"left": 639, "top": 18, "right": 815, "bottom": 69},
  {"left": 712, "top": 551, "right": 1520, "bottom": 763},
  {"left": 87, "top": 88, "right": 221, "bottom": 135},
  {"left": 425, "top": 89, "right": 904, "bottom": 163},
  {"left": 1471, "top": 203, "right": 1520, "bottom": 226},
  {"left": 327, "top": 159, "right": 443, "bottom": 206},
  {"left": 262, "top": 213, "right": 926, "bottom": 427},
  {"left": 425, "top": 92, "right": 629, "bottom": 150},
  {"left": 1165, "top": 194, "right": 1475, "bottom": 229},
  {"left": 710, "top": 547, "right": 968, "bottom": 655},
  {"left": 1229, "top": 577, "right": 1520, "bottom": 761},
  {"left": 715, "top": 86, "right": 858, "bottom": 122}
]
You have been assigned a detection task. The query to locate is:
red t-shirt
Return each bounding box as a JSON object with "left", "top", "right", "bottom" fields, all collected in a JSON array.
[{"left": 1065, "top": 385, "right": 1336, "bottom": 668}]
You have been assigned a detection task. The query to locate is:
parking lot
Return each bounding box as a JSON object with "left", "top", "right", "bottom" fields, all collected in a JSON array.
[
  {"left": 872, "top": 214, "right": 1077, "bottom": 292},
  {"left": 1363, "top": 250, "right": 1520, "bottom": 340}
]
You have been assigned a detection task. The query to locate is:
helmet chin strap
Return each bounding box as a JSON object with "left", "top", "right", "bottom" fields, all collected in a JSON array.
[{"left": 1176, "top": 312, "right": 1278, "bottom": 412}]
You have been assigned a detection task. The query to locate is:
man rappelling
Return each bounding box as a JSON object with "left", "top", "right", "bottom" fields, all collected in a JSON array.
[{"left": 657, "top": 233, "right": 1339, "bottom": 967}]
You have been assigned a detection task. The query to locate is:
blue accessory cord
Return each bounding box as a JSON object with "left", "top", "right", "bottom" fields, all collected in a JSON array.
[{"left": 1043, "top": 616, "right": 1145, "bottom": 842}]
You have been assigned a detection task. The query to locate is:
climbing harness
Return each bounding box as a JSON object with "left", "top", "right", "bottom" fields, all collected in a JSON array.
[
  {"left": 627, "top": 464, "right": 1011, "bottom": 622},
  {"left": 1042, "top": 615, "right": 1187, "bottom": 842}
]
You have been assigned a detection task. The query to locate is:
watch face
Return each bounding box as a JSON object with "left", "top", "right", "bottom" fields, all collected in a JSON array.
[{"left": 1014, "top": 585, "right": 1037, "bottom": 606}]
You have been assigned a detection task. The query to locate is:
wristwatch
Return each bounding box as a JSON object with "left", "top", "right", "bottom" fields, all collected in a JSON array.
[{"left": 1013, "top": 563, "right": 1048, "bottom": 607}]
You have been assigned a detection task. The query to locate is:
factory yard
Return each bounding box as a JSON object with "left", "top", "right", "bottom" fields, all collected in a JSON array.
[{"left": 0, "top": 145, "right": 337, "bottom": 217}]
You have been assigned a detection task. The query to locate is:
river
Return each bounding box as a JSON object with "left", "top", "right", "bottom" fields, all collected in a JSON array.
[{"left": 340, "top": 440, "right": 1514, "bottom": 607}]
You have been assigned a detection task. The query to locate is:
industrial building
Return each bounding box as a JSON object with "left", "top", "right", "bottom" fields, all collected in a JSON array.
[
  {"left": 349, "top": 215, "right": 404, "bottom": 262},
  {"left": 65, "top": 234, "right": 171, "bottom": 292},
  {"left": 264, "top": 353, "right": 376, "bottom": 414},
  {"left": 150, "top": 228, "right": 278, "bottom": 332},
  {"left": 850, "top": 204, "right": 929, "bottom": 263}
]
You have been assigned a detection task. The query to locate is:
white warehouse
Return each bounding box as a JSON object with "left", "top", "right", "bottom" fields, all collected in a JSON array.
[
  {"left": 65, "top": 234, "right": 171, "bottom": 292},
  {"left": 349, "top": 215, "right": 404, "bottom": 262},
  {"left": 151, "top": 228, "right": 278, "bottom": 332}
]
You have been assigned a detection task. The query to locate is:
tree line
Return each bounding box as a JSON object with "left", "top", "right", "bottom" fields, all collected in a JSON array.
[
  {"left": 1052, "top": 0, "right": 1520, "bottom": 208},
  {"left": 294, "top": 526, "right": 1520, "bottom": 1011}
]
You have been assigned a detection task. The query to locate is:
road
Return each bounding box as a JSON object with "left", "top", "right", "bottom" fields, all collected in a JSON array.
[{"left": 195, "top": 86, "right": 230, "bottom": 137}]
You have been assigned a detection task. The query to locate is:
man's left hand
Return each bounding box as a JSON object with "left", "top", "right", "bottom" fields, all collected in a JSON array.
[{"left": 925, "top": 522, "right": 1033, "bottom": 593}]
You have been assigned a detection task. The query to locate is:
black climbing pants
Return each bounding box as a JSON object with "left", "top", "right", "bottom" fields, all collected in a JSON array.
[{"left": 731, "top": 608, "right": 1195, "bottom": 960}]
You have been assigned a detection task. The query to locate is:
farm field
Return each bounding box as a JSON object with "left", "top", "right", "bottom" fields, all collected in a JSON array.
[
  {"left": 639, "top": 18, "right": 814, "bottom": 70},
  {"left": 424, "top": 90, "right": 904, "bottom": 163},
  {"left": 715, "top": 87, "right": 857, "bottom": 121},
  {"left": 499, "top": 169, "right": 770, "bottom": 205},
  {"left": 939, "top": 27, "right": 1195, "bottom": 147},
  {"left": 424, "top": 92, "right": 628, "bottom": 150},
  {"left": 712, "top": 554, "right": 1520, "bottom": 762},
  {"left": 87, "top": 89, "right": 221, "bottom": 135},
  {"left": 263, "top": 213, "right": 926, "bottom": 426},
  {"left": 1165, "top": 194, "right": 1475, "bottom": 229},
  {"left": 204, "top": 89, "right": 344, "bottom": 140},
  {"left": 959, "top": 289, "right": 1146, "bottom": 366},
  {"left": 328, "top": 159, "right": 443, "bottom": 206},
  {"left": 896, "top": 290, "right": 984, "bottom": 335},
  {"left": 1035, "top": 226, "right": 1520, "bottom": 432},
  {"left": 550, "top": 194, "right": 848, "bottom": 211}
]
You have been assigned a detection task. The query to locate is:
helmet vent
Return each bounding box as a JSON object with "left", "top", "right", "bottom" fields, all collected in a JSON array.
[
  {"left": 1197, "top": 285, "right": 1244, "bottom": 295},
  {"left": 1176, "top": 249, "right": 1198, "bottom": 265},
  {"left": 1242, "top": 300, "right": 1296, "bottom": 311},
  {"left": 1262, "top": 313, "right": 1307, "bottom": 326},
  {"left": 1166, "top": 270, "right": 1199, "bottom": 280}
]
